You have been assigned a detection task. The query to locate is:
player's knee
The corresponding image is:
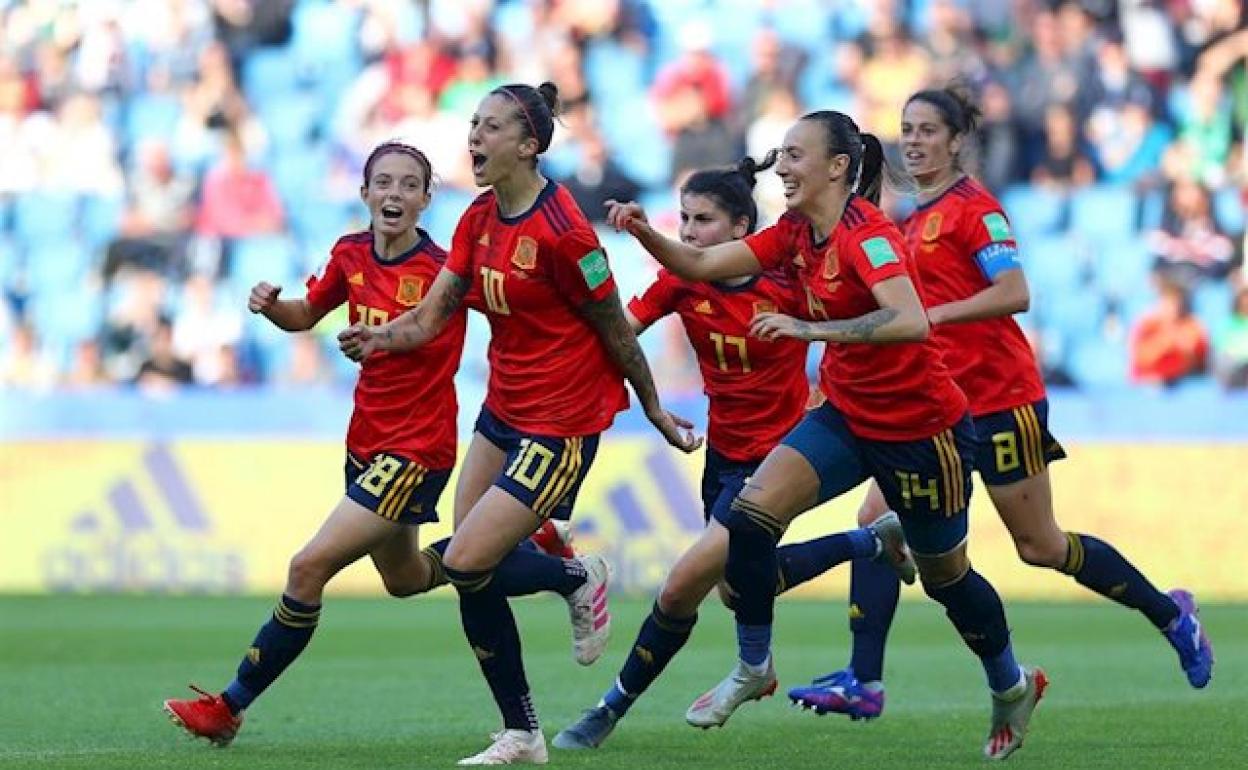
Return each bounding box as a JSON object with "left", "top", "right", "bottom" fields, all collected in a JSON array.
[
  {"left": 916, "top": 547, "right": 970, "bottom": 592},
  {"left": 1012, "top": 531, "right": 1065, "bottom": 569},
  {"left": 713, "top": 491, "right": 785, "bottom": 541},
  {"left": 287, "top": 548, "right": 334, "bottom": 594},
  {"left": 657, "top": 577, "right": 700, "bottom": 618}
]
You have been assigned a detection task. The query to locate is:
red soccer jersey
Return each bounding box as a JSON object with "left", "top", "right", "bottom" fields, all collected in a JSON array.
[
  {"left": 446, "top": 181, "right": 629, "bottom": 435},
  {"left": 904, "top": 176, "right": 1046, "bottom": 416},
  {"left": 305, "top": 230, "right": 466, "bottom": 469},
  {"left": 628, "top": 269, "right": 809, "bottom": 463},
  {"left": 744, "top": 197, "right": 967, "bottom": 441}
]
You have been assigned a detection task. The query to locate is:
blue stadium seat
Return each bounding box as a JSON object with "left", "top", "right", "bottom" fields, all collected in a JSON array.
[
  {"left": 1001, "top": 185, "right": 1067, "bottom": 240},
  {"left": 80, "top": 195, "right": 124, "bottom": 249},
  {"left": 14, "top": 192, "right": 79, "bottom": 243},
  {"left": 1193, "top": 281, "right": 1233, "bottom": 331},
  {"left": 26, "top": 283, "right": 103, "bottom": 350},
  {"left": 1019, "top": 234, "right": 1086, "bottom": 295},
  {"left": 122, "top": 93, "right": 181, "bottom": 148},
  {"left": 1038, "top": 286, "right": 1105, "bottom": 343},
  {"left": 1137, "top": 188, "right": 1165, "bottom": 231},
  {"left": 1091, "top": 236, "right": 1152, "bottom": 298},
  {"left": 242, "top": 48, "right": 303, "bottom": 101},
  {"left": 0, "top": 235, "right": 20, "bottom": 292},
  {"left": 599, "top": 97, "right": 670, "bottom": 188},
  {"left": 584, "top": 40, "right": 646, "bottom": 104},
  {"left": 257, "top": 93, "right": 324, "bottom": 146},
  {"left": 228, "top": 235, "right": 299, "bottom": 298},
  {"left": 1069, "top": 185, "right": 1137, "bottom": 241},
  {"left": 1066, "top": 338, "right": 1129, "bottom": 389},
  {"left": 1213, "top": 186, "right": 1244, "bottom": 235},
  {"left": 24, "top": 239, "right": 94, "bottom": 289}
]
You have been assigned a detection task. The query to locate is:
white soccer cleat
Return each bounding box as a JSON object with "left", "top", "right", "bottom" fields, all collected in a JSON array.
[
  {"left": 984, "top": 665, "right": 1048, "bottom": 761},
  {"left": 566, "top": 554, "right": 612, "bottom": 666},
  {"left": 457, "top": 729, "right": 549, "bottom": 766},
  {"left": 685, "top": 658, "right": 778, "bottom": 729},
  {"left": 868, "top": 511, "right": 917, "bottom": 585}
]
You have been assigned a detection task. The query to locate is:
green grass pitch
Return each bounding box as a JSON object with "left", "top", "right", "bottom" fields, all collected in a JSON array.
[{"left": 1, "top": 595, "right": 1243, "bottom": 768}]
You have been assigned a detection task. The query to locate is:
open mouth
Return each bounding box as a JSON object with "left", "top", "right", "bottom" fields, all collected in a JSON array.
[
  {"left": 470, "top": 151, "right": 488, "bottom": 175},
  {"left": 781, "top": 179, "right": 799, "bottom": 198},
  {"left": 904, "top": 150, "right": 925, "bottom": 165},
  {"left": 379, "top": 204, "right": 403, "bottom": 224}
]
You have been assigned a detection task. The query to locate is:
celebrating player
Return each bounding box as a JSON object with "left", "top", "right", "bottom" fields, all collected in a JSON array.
[
  {"left": 602, "top": 109, "right": 1046, "bottom": 760},
  {"left": 787, "top": 85, "right": 1215, "bottom": 724},
  {"left": 552, "top": 159, "right": 916, "bottom": 751},
  {"left": 338, "top": 82, "right": 700, "bottom": 766},
  {"left": 162, "top": 141, "right": 467, "bottom": 746}
]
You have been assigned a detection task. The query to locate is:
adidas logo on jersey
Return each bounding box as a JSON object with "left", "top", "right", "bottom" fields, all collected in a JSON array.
[{"left": 694, "top": 300, "right": 714, "bottom": 315}]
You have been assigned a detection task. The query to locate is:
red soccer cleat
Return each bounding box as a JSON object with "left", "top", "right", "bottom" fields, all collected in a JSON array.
[
  {"left": 530, "top": 519, "right": 575, "bottom": 559},
  {"left": 163, "top": 684, "right": 242, "bottom": 747}
]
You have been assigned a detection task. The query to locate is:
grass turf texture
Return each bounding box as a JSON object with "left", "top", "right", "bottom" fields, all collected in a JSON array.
[{"left": 1, "top": 595, "right": 1243, "bottom": 769}]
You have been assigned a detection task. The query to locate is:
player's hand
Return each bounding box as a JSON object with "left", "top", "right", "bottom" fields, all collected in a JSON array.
[
  {"left": 248, "top": 281, "right": 281, "bottom": 314},
  {"left": 646, "top": 407, "right": 703, "bottom": 453},
  {"left": 604, "top": 199, "right": 648, "bottom": 233},
  {"left": 750, "top": 312, "right": 810, "bottom": 342},
  {"left": 337, "top": 323, "right": 379, "bottom": 362}
]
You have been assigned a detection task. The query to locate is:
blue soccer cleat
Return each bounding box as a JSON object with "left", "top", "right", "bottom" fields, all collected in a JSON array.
[
  {"left": 1163, "top": 588, "right": 1214, "bottom": 688},
  {"left": 552, "top": 705, "right": 620, "bottom": 750},
  {"left": 787, "top": 668, "right": 884, "bottom": 720}
]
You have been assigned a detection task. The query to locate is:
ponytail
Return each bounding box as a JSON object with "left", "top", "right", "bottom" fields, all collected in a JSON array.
[{"left": 856, "top": 132, "right": 885, "bottom": 205}]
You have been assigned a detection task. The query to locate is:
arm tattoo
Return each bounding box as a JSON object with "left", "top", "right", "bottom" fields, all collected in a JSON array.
[
  {"left": 808, "top": 307, "right": 899, "bottom": 342},
  {"left": 579, "top": 290, "right": 662, "bottom": 412},
  {"left": 387, "top": 273, "right": 470, "bottom": 349}
]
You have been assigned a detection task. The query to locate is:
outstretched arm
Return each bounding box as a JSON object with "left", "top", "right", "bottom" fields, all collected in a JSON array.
[
  {"left": 579, "top": 290, "right": 701, "bottom": 453},
  {"left": 606, "top": 200, "right": 762, "bottom": 282},
  {"left": 248, "top": 281, "right": 329, "bottom": 331},
  {"left": 338, "top": 268, "right": 470, "bottom": 360}
]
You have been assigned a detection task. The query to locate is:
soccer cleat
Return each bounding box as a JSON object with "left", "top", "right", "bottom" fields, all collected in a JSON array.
[
  {"left": 457, "top": 729, "right": 549, "bottom": 765},
  {"left": 530, "top": 519, "right": 575, "bottom": 559},
  {"left": 551, "top": 705, "right": 620, "bottom": 750},
  {"left": 984, "top": 665, "right": 1048, "bottom": 761},
  {"left": 787, "top": 668, "right": 884, "bottom": 720},
  {"left": 868, "top": 511, "right": 917, "bottom": 585},
  {"left": 685, "top": 658, "right": 778, "bottom": 729},
  {"left": 162, "top": 684, "right": 242, "bottom": 747},
  {"left": 1163, "top": 588, "right": 1214, "bottom": 688},
  {"left": 566, "top": 554, "right": 612, "bottom": 665}
]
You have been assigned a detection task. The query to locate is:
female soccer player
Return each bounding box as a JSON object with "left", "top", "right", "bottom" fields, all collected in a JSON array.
[
  {"left": 338, "top": 82, "right": 700, "bottom": 766},
  {"left": 161, "top": 141, "right": 467, "bottom": 746},
  {"left": 161, "top": 140, "right": 598, "bottom": 748},
  {"left": 787, "top": 85, "right": 1215, "bottom": 723},
  {"left": 552, "top": 159, "right": 916, "bottom": 751},
  {"left": 601, "top": 109, "right": 1046, "bottom": 760}
]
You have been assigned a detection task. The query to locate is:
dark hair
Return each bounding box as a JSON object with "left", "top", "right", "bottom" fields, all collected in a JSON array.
[
  {"left": 491, "top": 81, "right": 560, "bottom": 156},
  {"left": 799, "top": 111, "right": 886, "bottom": 205},
  {"left": 906, "top": 84, "right": 982, "bottom": 169},
  {"left": 362, "top": 141, "right": 433, "bottom": 194},
  {"left": 681, "top": 150, "right": 778, "bottom": 234}
]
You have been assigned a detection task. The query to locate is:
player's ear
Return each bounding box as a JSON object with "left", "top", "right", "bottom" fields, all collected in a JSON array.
[
  {"left": 731, "top": 216, "right": 749, "bottom": 240},
  {"left": 359, "top": 183, "right": 368, "bottom": 205}
]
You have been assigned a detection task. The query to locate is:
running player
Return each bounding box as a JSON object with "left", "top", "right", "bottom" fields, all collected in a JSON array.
[
  {"left": 602, "top": 109, "right": 1047, "bottom": 760},
  {"left": 162, "top": 141, "right": 466, "bottom": 746},
  {"left": 338, "top": 82, "right": 700, "bottom": 766},
  {"left": 161, "top": 140, "right": 599, "bottom": 748},
  {"left": 787, "top": 85, "right": 1215, "bottom": 724},
  {"left": 552, "top": 159, "right": 916, "bottom": 751}
]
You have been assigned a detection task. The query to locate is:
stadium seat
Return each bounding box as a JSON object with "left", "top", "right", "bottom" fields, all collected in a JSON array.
[
  {"left": 1020, "top": 234, "right": 1086, "bottom": 295},
  {"left": 242, "top": 48, "right": 303, "bottom": 101},
  {"left": 1213, "top": 186, "right": 1244, "bottom": 235},
  {"left": 1193, "top": 280, "right": 1233, "bottom": 331},
  {"left": 1069, "top": 185, "right": 1137, "bottom": 241},
  {"left": 1038, "top": 285, "right": 1105, "bottom": 343},
  {"left": 599, "top": 96, "right": 670, "bottom": 188},
  {"left": 122, "top": 93, "right": 182, "bottom": 149},
  {"left": 0, "top": 235, "right": 20, "bottom": 292},
  {"left": 1090, "top": 236, "right": 1152, "bottom": 299},
  {"left": 14, "top": 192, "right": 80, "bottom": 243},
  {"left": 80, "top": 195, "right": 124, "bottom": 249},
  {"left": 227, "top": 235, "right": 299, "bottom": 298},
  {"left": 257, "top": 92, "right": 324, "bottom": 146},
  {"left": 1067, "top": 337, "right": 1129, "bottom": 388},
  {"left": 24, "top": 239, "right": 94, "bottom": 290},
  {"left": 584, "top": 40, "right": 646, "bottom": 104},
  {"left": 1001, "top": 185, "right": 1068, "bottom": 240}
]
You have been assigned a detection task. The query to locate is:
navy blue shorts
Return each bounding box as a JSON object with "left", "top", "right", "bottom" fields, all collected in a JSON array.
[
  {"left": 474, "top": 407, "right": 600, "bottom": 522},
  {"left": 972, "top": 399, "right": 1067, "bottom": 486},
  {"left": 781, "top": 402, "right": 974, "bottom": 556},
  {"left": 344, "top": 451, "right": 450, "bottom": 526},
  {"left": 700, "top": 446, "right": 762, "bottom": 523}
]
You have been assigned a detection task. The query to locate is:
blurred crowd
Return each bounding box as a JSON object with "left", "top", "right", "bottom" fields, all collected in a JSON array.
[{"left": 0, "top": 0, "right": 1246, "bottom": 396}]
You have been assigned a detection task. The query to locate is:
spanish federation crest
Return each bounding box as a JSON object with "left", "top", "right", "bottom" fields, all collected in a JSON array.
[
  {"left": 922, "top": 211, "right": 943, "bottom": 242},
  {"left": 753, "top": 299, "right": 776, "bottom": 315},
  {"left": 511, "top": 236, "right": 538, "bottom": 270},
  {"left": 396, "top": 275, "right": 425, "bottom": 306}
]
